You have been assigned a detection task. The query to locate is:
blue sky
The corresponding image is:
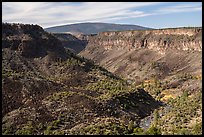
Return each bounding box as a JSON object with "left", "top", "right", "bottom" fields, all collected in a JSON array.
[{"left": 2, "top": 2, "right": 202, "bottom": 28}]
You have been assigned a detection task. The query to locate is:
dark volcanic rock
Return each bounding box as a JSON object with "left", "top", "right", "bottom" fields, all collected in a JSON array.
[{"left": 2, "top": 23, "right": 68, "bottom": 60}]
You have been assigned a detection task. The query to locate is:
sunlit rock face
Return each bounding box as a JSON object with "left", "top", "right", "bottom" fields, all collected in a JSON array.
[
  {"left": 80, "top": 27, "right": 202, "bottom": 82},
  {"left": 85, "top": 27, "right": 202, "bottom": 53}
]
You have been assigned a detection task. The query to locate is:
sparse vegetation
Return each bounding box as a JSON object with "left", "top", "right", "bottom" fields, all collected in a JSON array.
[
  {"left": 2, "top": 23, "right": 202, "bottom": 135},
  {"left": 15, "top": 121, "right": 34, "bottom": 135},
  {"left": 156, "top": 91, "right": 202, "bottom": 135},
  {"left": 145, "top": 125, "right": 161, "bottom": 135}
]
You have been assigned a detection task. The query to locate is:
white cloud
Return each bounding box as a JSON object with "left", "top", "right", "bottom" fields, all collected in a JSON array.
[
  {"left": 2, "top": 2, "right": 160, "bottom": 28},
  {"left": 155, "top": 3, "right": 202, "bottom": 14},
  {"left": 2, "top": 2, "right": 202, "bottom": 28}
]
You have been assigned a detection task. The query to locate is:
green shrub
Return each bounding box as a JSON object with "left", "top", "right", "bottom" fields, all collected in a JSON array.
[
  {"left": 53, "top": 130, "right": 65, "bottom": 135},
  {"left": 132, "top": 127, "right": 144, "bottom": 135},
  {"left": 153, "top": 109, "right": 159, "bottom": 126},
  {"left": 192, "top": 122, "right": 202, "bottom": 135},
  {"left": 145, "top": 126, "right": 161, "bottom": 135},
  {"left": 15, "top": 128, "right": 33, "bottom": 135},
  {"left": 128, "top": 120, "right": 134, "bottom": 132},
  {"left": 2, "top": 127, "right": 13, "bottom": 135},
  {"left": 52, "top": 119, "right": 61, "bottom": 127},
  {"left": 178, "top": 128, "right": 191, "bottom": 135},
  {"left": 15, "top": 121, "right": 34, "bottom": 135},
  {"left": 44, "top": 126, "right": 53, "bottom": 135}
]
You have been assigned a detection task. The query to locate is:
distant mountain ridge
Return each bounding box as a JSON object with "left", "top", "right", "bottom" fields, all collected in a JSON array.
[{"left": 44, "top": 22, "right": 152, "bottom": 34}]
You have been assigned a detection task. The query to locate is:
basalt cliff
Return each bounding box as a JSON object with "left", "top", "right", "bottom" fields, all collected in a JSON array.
[
  {"left": 80, "top": 27, "right": 202, "bottom": 82},
  {"left": 85, "top": 28, "right": 201, "bottom": 52}
]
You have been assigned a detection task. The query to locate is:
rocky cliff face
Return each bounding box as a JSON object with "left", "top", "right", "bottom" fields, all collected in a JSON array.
[
  {"left": 85, "top": 27, "right": 202, "bottom": 54},
  {"left": 80, "top": 27, "right": 202, "bottom": 86}
]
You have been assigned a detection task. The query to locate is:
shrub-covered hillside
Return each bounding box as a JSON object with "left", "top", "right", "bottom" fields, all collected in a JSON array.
[{"left": 2, "top": 23, "right": 161, "bottom": 135}]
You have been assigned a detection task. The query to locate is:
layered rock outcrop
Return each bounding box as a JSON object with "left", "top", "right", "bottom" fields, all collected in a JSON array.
[
  {"left": 80, "top": 27, "right": 202, "bottom": 82},
  {"left": 85, "top": 27, "right": 202, "bottom": 54}
]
